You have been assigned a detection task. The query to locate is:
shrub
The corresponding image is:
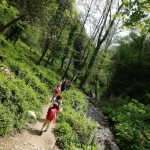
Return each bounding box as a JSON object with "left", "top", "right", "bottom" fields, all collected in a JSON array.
[
  {"left": 107, "top": 99, "right": 150, "bottom": 150},
  {"left": 55, "top": 122, "right": 79, "bottom": 150},
  {"left": 0, "top": 103, "right": 15, "bottom": 136},
  {"left": 0, "top": 0, "right": 18, "bottom": 26},
  {"left": 55, "top": 89, "right": 96, "bottom": 149},
  {"left": 0, "top": 74, "right": 43, "bottom": 134}
]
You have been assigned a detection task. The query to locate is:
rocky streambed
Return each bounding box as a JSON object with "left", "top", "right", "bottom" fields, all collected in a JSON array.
[{"left": 87, "top": 103, "right": 119, "bottom": 150}]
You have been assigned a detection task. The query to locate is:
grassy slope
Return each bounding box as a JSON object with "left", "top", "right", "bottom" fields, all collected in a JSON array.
[
  {"left": 0, "top": 35, "right": 97, "bottom": 149},
  {"left": 0, "top": 35, "right": 60, "bottom": 135}
]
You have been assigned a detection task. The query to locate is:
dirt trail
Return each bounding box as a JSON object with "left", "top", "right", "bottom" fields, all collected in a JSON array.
[{"left": 0, "top": 101, "right": 59, "bottom": 150}]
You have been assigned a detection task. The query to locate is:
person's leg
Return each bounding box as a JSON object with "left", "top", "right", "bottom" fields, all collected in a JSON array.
[
  {"left": 39, "top": 119, "right": 48, "bottom": 135},
  {"left": 45, "top": 120, "right": 51, "bottom": 131},
  {"left": 41, "top": 122, "right": 47, "bottom": 131},
  {"left": 51, "top": 93, "right": 57, "bottom": 102}
]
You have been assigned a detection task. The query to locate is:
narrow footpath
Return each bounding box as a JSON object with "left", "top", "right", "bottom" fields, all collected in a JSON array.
[
  {"left": 0, "top": 97, "right": 119, "bottom": 150},
  {"left": 0, "top": 101, "right": 59, "bottom": 150}
]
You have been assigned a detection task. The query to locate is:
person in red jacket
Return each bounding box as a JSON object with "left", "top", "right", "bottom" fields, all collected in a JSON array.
[
  {"left": 39, "top": 102, "right": 59, "bottom": 136},
  {"left": 51, "top": 85, "right": 61, "bottom": 103}
]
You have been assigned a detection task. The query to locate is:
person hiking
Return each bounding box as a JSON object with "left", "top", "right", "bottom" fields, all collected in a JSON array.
[
  {"left": 66, "top": 81, "right": 72, "bottom": 90},
  {"left": 55, "top": 94, "right": 63, "bottom": 107},
  {"left": 61, "top": 79, "right": 66, "bottom": 92},
  {"left": 51, "top": 85, "right": 61, "bottom": 103},
  {"left": 39, "top": 102, "right": 60, "bottom": 136}
]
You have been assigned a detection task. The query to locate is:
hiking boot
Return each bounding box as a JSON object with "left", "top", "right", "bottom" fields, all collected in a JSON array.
[
  {"left": 38, "top": 131, "right": 43, "bottom": 136},
  {"left": 43, "top": 129, "right": 48, "bottom": 132}
]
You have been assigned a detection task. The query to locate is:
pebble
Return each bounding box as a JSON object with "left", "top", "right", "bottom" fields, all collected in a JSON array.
[{"left": 10, "top": 137, "right": 15, "bottom": 140}]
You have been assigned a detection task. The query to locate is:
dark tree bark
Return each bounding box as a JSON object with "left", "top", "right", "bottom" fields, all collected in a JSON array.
[
  {"left": 6, "top": 26, "right": 22, "bottom": 43},
  {"left": 62, "top": 51, "right": 74, "bottom": 78},
  {"left": 59, "top": 24, "right": 78, "bottom": 70},
  {"left": 36, "top": 38, "right": 50, "bottom": 65},
  {"left": 0, "top": 15, "right": 24, "bottom": 33}
]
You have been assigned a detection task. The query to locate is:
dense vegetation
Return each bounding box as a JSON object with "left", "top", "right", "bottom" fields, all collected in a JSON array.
[
  {"left": 0, "top": 0, "right": 150, "bottom": 149},
  {"left": 0, "top": 35, "right": 59, "bottom": 135},
  {"left": 55, "top": 90, "right": 96, "bottom": 149}
]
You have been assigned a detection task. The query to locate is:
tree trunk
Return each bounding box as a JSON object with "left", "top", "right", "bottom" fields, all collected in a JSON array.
[
  {"left": 14, "top": 28, "right": 22, "bottom": 44},
  {"left": 72, "top": 50, "right": 90, "bottom": 82},
  {"left": 36, "top": 38, "right": 50, "bottom": 65},
  {"left": 72, "top": 8, "right": 106, "bottom": 81},
  {"left": 59, "top": 24, "right": 78, "bottom": 70},
  {"left": 80, "top": 0, "right": 94, "bottom": 33},
  {"left": 79, "top": 3, "right": 122, "bottom": 88},
  {"left": 62, "top": 51, "right": 74, "bottom": 78},
  {"left": 79, "top": 44, "right": 100, "bottom": 88},
  {"left": 0, "top": 15, "right": 24, "bottom": 33},
  {"left": 59, "top": 55, "right": 66, "bottom": 70}
]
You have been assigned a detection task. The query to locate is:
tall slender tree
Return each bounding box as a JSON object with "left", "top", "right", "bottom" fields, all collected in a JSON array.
[{"left": 79, "top": 0, "right": 122, "bottom": 88}]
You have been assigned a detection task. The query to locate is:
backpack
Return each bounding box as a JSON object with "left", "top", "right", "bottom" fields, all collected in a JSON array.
[
  {"left": 67, "top": 82, "right": 71, "bottom": 87},
  {"left": 55, "top": 87, "right": 60, "bottom": 94}
]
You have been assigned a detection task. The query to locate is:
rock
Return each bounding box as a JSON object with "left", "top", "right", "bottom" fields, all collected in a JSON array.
[
  {"left": 10, "top": 137, "right": 15, "bottom": 140},
  {"left": 25, "top": 122, "right": 31, "bottom": 128},
  {"left": 28, "top": 111, "right": 36, "bottom": 120}
]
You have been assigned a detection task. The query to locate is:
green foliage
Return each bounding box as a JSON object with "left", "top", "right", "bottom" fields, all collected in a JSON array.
[
  {"left": 55, "top": 122, "right": 79, "bottom": 149},
  {"left": 0, "top": 0, "right": 18, "bottom": 26},
  {"left": 108, "top": 35, "right": 150, "bottom": 104},
  {"left": 62, "top": 89, "right": 88, "bottom": 113},
  {"left": 121, "top": 0, "right": 150, "bottom": 33},
  {"left": 22, "top": 25, "right": 41, "bottom": 46},
  {"left": 0, "top": 103, "right": 14, "bottom": 135},
  {"left": 0, "top": 35, "right": 60, "bottom": 135},
  {"left": 0, "top": 3, "right": 96, "bottom": 150},
  {"left": 0, "top": 74, "right": 41, "bottom": 135},
  {"left": 106, "top": 99, "right": 150, "bottom": 150},
  {"left": 55, "top": 89, "right": 96, "bottom": 149}
]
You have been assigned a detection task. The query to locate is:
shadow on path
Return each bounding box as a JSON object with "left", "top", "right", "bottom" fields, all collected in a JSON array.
[
  {"left": 38, "top": 118, "right": 45, "bottom": 123},
  {"left": 27, "top": 128, "right": 40, "bottom": 136}
]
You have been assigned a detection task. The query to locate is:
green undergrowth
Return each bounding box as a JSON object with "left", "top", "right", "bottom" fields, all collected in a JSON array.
[
  {"left": 0, "top": 35, "right": 59, "bottom": 135},
  {"left": 103, "top": 99, "right": 150, "bottom": 150},
  {"left": 55, "top": 89, "right": 97, "bottom": 150}
]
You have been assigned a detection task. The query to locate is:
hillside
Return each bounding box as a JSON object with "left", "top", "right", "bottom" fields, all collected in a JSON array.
[
  {"left": 0, "top": 100, "right": 58, "bottom": 150},
  {"left": 1, "top": 0, "right": 150, "bottom": 149}
]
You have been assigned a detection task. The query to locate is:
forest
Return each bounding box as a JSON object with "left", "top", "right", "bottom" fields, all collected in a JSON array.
[{"left": 0, "top": 0, "right": 150, "bottom": 149}]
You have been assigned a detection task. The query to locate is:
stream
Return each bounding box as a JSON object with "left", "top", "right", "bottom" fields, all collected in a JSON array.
[{"left": 86, "top": 103, "right": 119, "bottom": 150}]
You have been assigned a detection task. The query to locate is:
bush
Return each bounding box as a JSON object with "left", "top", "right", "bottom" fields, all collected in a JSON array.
[
  {"left": 55, "top": 122, "right": 79, "bottom": 150},
  {"left": 0, "top": 38, "right": 58, "bottom": 135},
  {"left": 0, "top": 74, "right": 43, "bottom": 134},
  {"left": 55, "top": 89, "right": 96, "bottom": 149},
  {"left": 0, "top": 103, "right": 14, "bottom": 136},
  {"left": 107, "top": 99, "right": 150, "bottom": 150},
  {"left": 0, "top": 0, "right": 18, "bottom": 26}
]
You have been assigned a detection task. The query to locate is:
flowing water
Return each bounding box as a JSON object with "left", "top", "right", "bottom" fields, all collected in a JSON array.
[{"left": 87, "top": 103, "right": 119, "bottom": 150}]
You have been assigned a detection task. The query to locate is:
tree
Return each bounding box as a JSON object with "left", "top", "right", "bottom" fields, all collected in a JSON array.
[
  {"left": 0, "top": 0, "right": 54, "bottom": 32},
  {"left": 108, "top": 34, "right": 150, "bottom": 104},
  {"left": 121, "top": 0, "right": 150, "bottom": 33},
  {"left": 59, "top": 23, "right": 79, "bottom": 70},
  {"left": 37, "top": 0, "right": 76, "bottom": 66},
  {"left": 80, "top": 0, "right": 122, "bottom": 88}
]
